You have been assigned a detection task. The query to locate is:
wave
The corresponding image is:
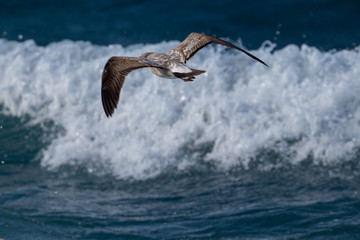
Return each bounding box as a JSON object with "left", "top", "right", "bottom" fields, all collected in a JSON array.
[{"left": 1, "top": 38, "right": 360, "bottom": 179}]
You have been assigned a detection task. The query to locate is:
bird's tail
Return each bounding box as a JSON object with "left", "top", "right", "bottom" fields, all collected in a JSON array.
[
  {"left": 173, "top": 68, "right": 206, "bottom": 80},
  {"left": 190, "top": 68, "right": 206, "bottom": 76}
]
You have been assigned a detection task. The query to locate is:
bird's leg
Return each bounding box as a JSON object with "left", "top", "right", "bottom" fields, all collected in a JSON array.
[{"left": 182, "top": 76, "right": 195, "bottom": 82}]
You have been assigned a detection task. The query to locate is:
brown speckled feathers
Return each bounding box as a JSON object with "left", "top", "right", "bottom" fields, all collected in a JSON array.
[
  {"left": 169, "top": 32, "right": 268, "bottom": 66},
  {"left": 101, "top": 32, "right": 268, "bottom": 117},
  {"left": 101, "top": 57, "right": 164, "bottom": 117}
]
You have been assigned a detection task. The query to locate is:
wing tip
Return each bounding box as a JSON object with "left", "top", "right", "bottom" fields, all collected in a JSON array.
[
  {"left": 103, "top": 104, "right": 115, "bottom": 118},
  {"left": 101, "top": 87, "right": 117, "bottom": 118},
  {"left": 191, "top": 32, "right": 270, "bottom": 67},
  {"left": 259, "top": 59, "right": 269, "bottom": 67},
  {"left": 104, "top": 107, "right": 113, "bottom": 118},
  {"left": 236, "top": 47, "right": 269, "bottom": 67},
  {"left": 103, "top": 98, "right": 116, "bottom": 118}
]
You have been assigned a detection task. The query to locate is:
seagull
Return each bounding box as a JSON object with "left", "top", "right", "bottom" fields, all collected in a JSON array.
[{"left": 101, "top": 32, "right": 268, "bottom": 117}]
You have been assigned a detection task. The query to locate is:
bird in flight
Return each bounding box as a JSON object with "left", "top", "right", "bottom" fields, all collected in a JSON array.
[{"left": 101, "top": 32, "right": 268, "bottom": 117}]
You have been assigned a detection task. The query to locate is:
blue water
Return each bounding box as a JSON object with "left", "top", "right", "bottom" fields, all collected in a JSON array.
[{"left": 1, "top": 0, "right": 360, "bottom": 239}]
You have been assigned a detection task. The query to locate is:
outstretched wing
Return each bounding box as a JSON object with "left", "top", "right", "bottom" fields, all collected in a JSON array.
[
  {"left": 101, "top": 57, "right": 162, "bottom": 117},
  {"left": 168, "top": 32, "right": 268, "bottom": 66}
]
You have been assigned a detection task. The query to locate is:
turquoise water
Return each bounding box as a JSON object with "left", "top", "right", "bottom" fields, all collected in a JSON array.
[{"left": 1, "top": 0, "right": 360, "bottom": 239}]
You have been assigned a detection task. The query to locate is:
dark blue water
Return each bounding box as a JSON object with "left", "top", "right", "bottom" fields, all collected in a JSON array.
[
  {"left": 1, "top": 0, "right": 360, "bottom": 49},
  {"left": 1, "top": 0, "right": 360, "bottom": 239}
]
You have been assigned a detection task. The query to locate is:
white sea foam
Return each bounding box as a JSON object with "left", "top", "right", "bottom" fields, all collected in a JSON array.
[{"left": 1, "top": 38, "right": 360, "bottom": 179}]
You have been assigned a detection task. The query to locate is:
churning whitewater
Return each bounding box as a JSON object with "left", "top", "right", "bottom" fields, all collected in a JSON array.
[{"left": 1, "top": 39, "right": 360, "bottom": 179}]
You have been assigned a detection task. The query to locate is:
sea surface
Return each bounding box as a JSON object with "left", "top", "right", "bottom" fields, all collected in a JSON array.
[{"left": 1, "top": 0, "right": 360, "bottom": 239}]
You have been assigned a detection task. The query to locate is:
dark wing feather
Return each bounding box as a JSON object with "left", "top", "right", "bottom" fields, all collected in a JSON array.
[
  {"left": 101, "top": 57, "right": 159, "bottom": 117},
  {"left": 169, "top": 32, "right": 268, "bottom": 67}
]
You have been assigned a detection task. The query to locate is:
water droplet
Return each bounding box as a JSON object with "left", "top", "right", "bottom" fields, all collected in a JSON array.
[{"left": 180, "top": 95, "right": 186, "bottom": 102}]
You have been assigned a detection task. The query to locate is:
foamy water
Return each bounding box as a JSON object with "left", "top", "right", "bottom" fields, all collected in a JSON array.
[{"left": 1, "top": 39, "right": 360, "bottom": 179}]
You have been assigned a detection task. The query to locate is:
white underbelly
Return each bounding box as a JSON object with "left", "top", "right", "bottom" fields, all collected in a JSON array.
[
  {"left": 169, "top": 63, "right": 192, "bottom": 73},
  {"left": 148, "top": 67, "right": 176, "bottom": 79}
]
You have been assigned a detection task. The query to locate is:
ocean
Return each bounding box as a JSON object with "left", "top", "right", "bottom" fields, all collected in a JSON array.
[{"left": 1, "top": 0, "right": 360, "bottom": 239}]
